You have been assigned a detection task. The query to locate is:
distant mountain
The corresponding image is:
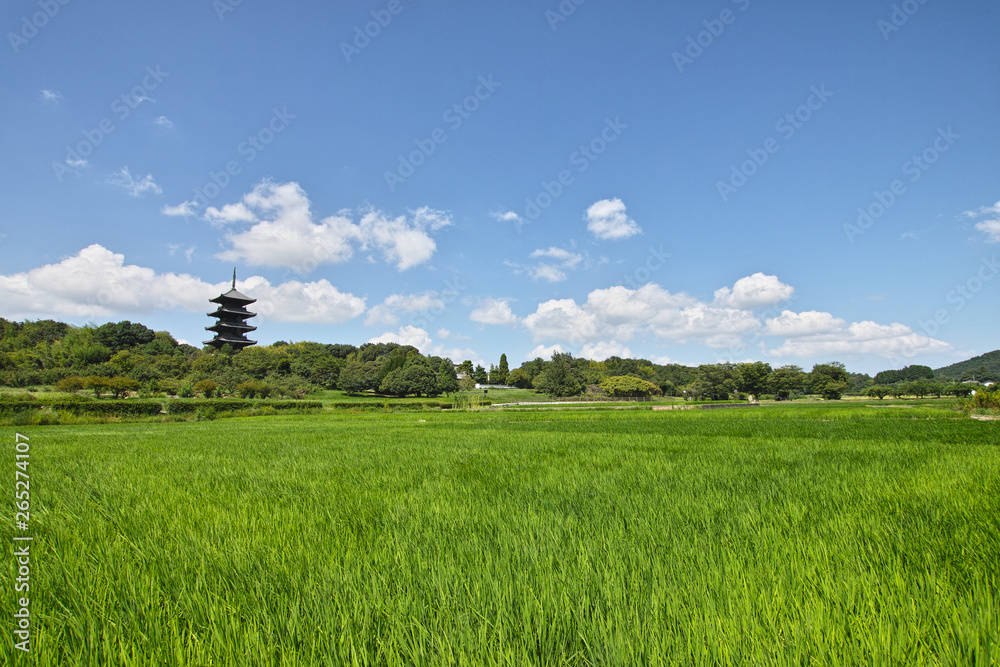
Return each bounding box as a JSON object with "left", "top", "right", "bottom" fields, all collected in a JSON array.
[{"left": 934, "top": 350, "right": 1000, "bottom": 382}]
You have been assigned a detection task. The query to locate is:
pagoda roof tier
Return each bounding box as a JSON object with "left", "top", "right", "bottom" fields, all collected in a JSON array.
[
  {"left": 203, "top": 335, "right": 257, "bottom": 346},
  {"left": 210, "top": 289, "right": 256, "bottom": 305},
  {"left": 207, "top": 307, "right": 257, "bottom": 319},
  {"left": 205, "top": 322, "right": 257, "bottom": 333}
]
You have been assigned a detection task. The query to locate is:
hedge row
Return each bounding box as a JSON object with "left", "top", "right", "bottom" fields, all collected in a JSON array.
[
  {"left": 164, "top": 400, "right": 322, "bottom": 414},
  {"left": 48, "top": 401, "right": 165, "bottom": 416},
  {"left": 0, "top": 396, "right": 323, "bottom": 417}
]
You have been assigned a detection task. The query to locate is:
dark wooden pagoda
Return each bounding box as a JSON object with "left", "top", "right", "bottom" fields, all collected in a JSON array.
[{"left": 204, "top": 269, "right": 257, "bottom": 350}]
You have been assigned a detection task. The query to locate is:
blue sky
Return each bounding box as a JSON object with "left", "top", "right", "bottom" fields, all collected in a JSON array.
[{"left": 1, "top": 0, "right": 998, "bottom": 375}]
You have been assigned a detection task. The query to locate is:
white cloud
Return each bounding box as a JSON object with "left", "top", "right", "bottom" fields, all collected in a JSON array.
[
  {"left": 108, "top": 167, "right": 162, "bottom": 197},
  {"left": 714, "top": 273, "right": 794, "bottom": 309},
  {"left": 764, "top": 310, "right": 846, "bottom": 337},
  {"left": 523, "top": 282, "right": 762, "bottom": 346},
  {"left": 975, "top": 219, "right": 1000, "bottom": 243},
  {"left": 204, "top": 202, "right": 257, "bottom": 225},
  {"left": 580, "top": 340, "right": 632, "bottom": 361},
  {"left": 0, "top": 244, "right": 365, "bottom": 325},
  {"left": 364, "top": 292, "right": 445, "bottom": 326},
  {"left": 470, "top": 298, "right": 519, "bottom": 326},
  {"left": 40, "top": 89, "right": 62, "bottom": 103},
  {"left": 161, "top": 201, "right": 197, "bottom": 218},
  {"left": 492, "top": 210, "right": 522, "bottom": 224},
  {"left": 964, "top": 200, "right": 1000, "bottom": 243},
  {"left": 250, "top": 278, "right": 366, "bottom": 324},
  {"left": 215, "top": 181, "right": 450, "bottom": 272},
  {"left": 765, "top": 319, "right": 950, "bottom": 360},
  {"left": 154, "top": 116, "right": 174, "bottom": 129},
  {"left": 526, "top": 343, "right": 565, "bottom": 361},
  {"left": 368, "top": 325, "right": 432, "bottom": 352},
  {"left": 531, "top": 264, "right": 568, "bottom": 282},
  {"left": 508, "top": 246, "right": 585, "bottom": 283},
  {"left": 585, "top": 198, "right": 642, "bottom": 240}
]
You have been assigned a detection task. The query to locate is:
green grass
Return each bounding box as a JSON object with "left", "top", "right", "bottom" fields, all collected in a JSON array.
[{"left": 2, "top": 402, "right": 998, "bottom": 665}]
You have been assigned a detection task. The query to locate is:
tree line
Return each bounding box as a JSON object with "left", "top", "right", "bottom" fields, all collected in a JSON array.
[{"left": 0, "top": 318, "right": 990, "bottom": 400}]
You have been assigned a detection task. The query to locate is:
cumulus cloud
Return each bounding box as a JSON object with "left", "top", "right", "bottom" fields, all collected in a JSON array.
[
  {"left": 714, "top": 273, "right": 794, "bottom": 309},
  {"left": 368, "top": 325, "right": 433, "bottom": 352},
  {"left": 470, "top": 298, "right": 519, "bottom": 326},
  {"left": 764, "top": 310, "right": 847, "bottom": 337},
  {"left": 526, "top": 343, "right": 565, "bottom": 361},
  {"left": 364, "top": 292, "right": 445, "bottom": 326},
  {"left": 108, "top": 167, "right": 162, "bottom": 197},
  {"left": 0, "top": 244, "right": 365, "bottom": 324},
  {"left": 580, "top": 340, "right": 632, "bottom": 361},
  {"left": 585, "top": 198, "right": 642, "bottom": 240},
  {"left": 204, "top": 202, "right": 256, "bottom": 225},
  {"left": 522, "top": 283, "right": 761, "bottom": 347},
  {"left": 210, "top": 181, "right": 450, "bottom": 272},
  {"left": 765, "top": 320, "right": 950, "bottom": 360}
]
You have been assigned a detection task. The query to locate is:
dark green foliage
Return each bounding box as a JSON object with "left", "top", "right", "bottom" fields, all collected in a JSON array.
[
  {"left": 532, "top": 353, "right": 584, "bottom": 397},
  {"left": 933, "top": 350, "right": 1000, "bottom": 382},
  {"left": 810, "top": 362, "right": 850, "bottom": 400},
  {"left": 874, "top": 364, "right": 935, "bottom": 385},
  {"left": 767, "top": 365, "right": 807, "bottom": 400},
  {"left": 437, "top": 359, "right": 460, "bottom": 396},
  {"left": 735, "top": 362, "right": 772, "bottom": 397},
  {"left": 92, "top": 321, "right": 157, "bottom": 353}
]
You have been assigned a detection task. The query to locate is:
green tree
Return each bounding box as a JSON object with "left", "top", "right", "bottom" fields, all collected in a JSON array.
[
  {"left": 473, "top": 364, "right": 488, "bottom": 384},
  {"left": 735, "top": 362, "right": 772, "bottom": 397},
  {"left": 697, "top": 364, "right": 738, "bottom": 401},
  {"left": 495, "top": 353, "right": 510, "bottom": 385},
  {"left": 599, "top": 375, "right": 663, "bottom": 398},
  {"left": 810, "top": 362, "right": 850, "bottom": 400},
  {"left": 532, "top": 353, "right": 584, "bottom": 397},
  {"left": 768, "top": 365, "right": 807, "bottom": 400},
  {"left": 507, "top": 367, "right": 531, "bottom": 389},
  {"left": 437, "top": 359, "right": 460, "bottom": 396}
]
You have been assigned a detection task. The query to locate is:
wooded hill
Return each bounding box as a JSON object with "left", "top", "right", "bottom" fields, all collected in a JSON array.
[{"left": 933, "top": 350, "right": 1000, "bottom": 382}]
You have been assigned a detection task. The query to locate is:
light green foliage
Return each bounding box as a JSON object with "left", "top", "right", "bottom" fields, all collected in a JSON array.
[
  {"left": 599, "top": 374, "right": 663, "bottom": 397},
  {"left": 3, "top": 403, "right": 997, "bottom": 664}
]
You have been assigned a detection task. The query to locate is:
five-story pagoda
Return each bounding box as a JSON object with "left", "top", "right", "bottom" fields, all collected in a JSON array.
[{"left": 204, "top": 269, "right": 257, "bottom": 350}]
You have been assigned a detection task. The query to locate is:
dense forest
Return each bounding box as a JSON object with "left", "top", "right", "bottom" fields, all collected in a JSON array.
[{"left": 0, "top": 318, "right": 992, "bottom": 401}]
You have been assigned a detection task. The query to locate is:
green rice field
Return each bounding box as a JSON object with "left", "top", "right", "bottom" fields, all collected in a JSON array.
[{"left": 3, "top": 402, "right": 998, "bottom": 665}]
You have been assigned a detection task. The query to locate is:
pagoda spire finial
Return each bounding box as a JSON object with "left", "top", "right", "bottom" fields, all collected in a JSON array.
[{"left": 232, "top": 268, "right": 237, "bottom": 290}]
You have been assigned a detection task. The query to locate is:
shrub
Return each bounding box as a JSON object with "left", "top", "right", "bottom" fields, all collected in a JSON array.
[{"left": 193, "top": 380, "right": 218, "bottom": 398}]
